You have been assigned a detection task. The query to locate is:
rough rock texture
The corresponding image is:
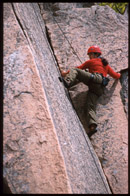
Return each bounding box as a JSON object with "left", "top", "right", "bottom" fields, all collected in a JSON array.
[
  {"left": 39, "top": 3, "right": 128, "bottom": 194},
  {"left": 3, "top": 3, "right": 111, "bottom": 194}
]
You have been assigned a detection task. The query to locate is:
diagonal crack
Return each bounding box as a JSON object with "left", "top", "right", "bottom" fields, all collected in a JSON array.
[{"left": 14, "top": 91, "right": 32, "bottom": 98}]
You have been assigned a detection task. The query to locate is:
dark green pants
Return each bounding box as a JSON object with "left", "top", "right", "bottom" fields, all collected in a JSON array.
[{"left": 65, "top": 68, "right": 104, "bottom": 127}]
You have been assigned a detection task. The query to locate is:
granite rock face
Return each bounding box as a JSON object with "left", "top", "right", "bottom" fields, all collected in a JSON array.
[
  {"left": 3, "top": 3, "right": 112, "bottom": 194},
  {"left": 39, "top": 3, "right": 128, "bottom": 194}
]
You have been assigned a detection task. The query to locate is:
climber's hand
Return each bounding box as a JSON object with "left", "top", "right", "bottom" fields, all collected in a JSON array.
[
  {"left": 116, "top": 71, "right": 121, "bottom": 78},
  {"left": 61, "top": 70, "right": 69, "bottom": 77}
]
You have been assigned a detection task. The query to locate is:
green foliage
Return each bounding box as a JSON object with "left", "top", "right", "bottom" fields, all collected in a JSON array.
[{"left": 99, "top": 2, "right": 128, "bottom": 14}]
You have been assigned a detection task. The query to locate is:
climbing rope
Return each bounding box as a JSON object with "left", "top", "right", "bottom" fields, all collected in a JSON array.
[{"left": 46, "top": 5, "right": 83, "bottom": 64}]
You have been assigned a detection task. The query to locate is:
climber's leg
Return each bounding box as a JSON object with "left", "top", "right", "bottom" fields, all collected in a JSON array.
[
  {"left": 85, "top": 90, "right": 98, "bottom": 128},
  {"left": 64, "top": 68, "right": 94, "bottom": 88},
  {"left": 85, "top": 82, "right": 104, "bottom": 137}
]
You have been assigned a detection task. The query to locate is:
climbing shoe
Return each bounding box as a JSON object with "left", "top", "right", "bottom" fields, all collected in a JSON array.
[
  {"left": 59, "top": 77, "right": 71, "bottom": 88},
  {"left": 88, "top": 123, "right": 97, "bottom": 138}
]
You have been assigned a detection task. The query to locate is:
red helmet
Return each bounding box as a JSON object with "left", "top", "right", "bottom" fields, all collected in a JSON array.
[{"left": 87, "top": 46, "right": 102, "bottom": 55}]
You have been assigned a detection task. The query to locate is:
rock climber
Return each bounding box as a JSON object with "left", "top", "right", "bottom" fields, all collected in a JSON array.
[{"left": 61, "top": 45, "right": 121, "bottom": 138}]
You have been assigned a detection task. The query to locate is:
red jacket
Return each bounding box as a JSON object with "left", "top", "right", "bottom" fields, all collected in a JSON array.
[{"left": 77, "top": 58, "right": 121, "bottom": 79}]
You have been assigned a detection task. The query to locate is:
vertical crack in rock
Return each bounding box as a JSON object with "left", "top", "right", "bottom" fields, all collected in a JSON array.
[{"left": 44, "top": 25, "right": 60, "bottom": 73}]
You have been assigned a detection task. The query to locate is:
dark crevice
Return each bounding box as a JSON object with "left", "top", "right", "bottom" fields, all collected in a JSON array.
[
  {"left": 38, "top": 3, "right": 61, "bottom": 74},
  {"left": 45, "top": 26, "right": 59, "bottom": 64},
  {"left": 119, "top": 68, "right": 128, "bottom": 118},
  {"left": 44, "top": 24, "right": 65, "bottom": 80}
]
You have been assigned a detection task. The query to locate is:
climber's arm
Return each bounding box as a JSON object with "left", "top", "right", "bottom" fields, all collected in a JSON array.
[
  {"left": 77, "top": 60, "right": 90, "bottom": 70},
  {"left": 107, "top": 65, "right": 121, "bottom": 79},
  {"left": 61, "top": 60, "right": 90, "bottom": 77}
]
